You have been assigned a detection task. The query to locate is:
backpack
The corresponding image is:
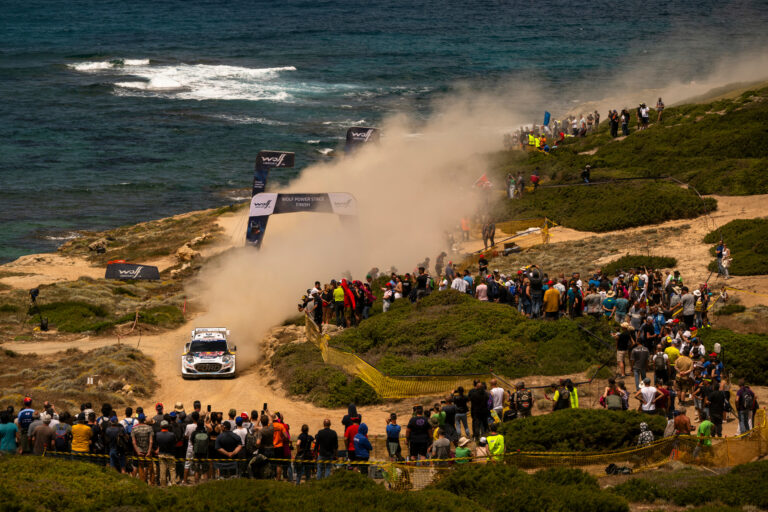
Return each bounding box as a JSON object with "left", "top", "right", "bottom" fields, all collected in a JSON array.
[
  {"left": 193, "top": 431, "right": 209, "bottom": 457},
  {"left": 117, "top": 430, "right": 132, "bottom": 453},
  {"left": 555, "top": 387, "right": 570, "bottom": 410},
  {"left": 516, "top": 390, "right": 532, "bottom": 411},
  {"left": 743, "top": 391, "right": 755, "bottom": 411},
  {"left": 122, "top": 418, "right": 137, "bottom": 434},
  {"left": 245, "top": 431, "right": 259, "bottom": 454},
  {"left": 654, "top": 354, "right": 667, "bottom": 371},
  {"left": 502, "top": 409, "right": 518, "bottom": 422},
  {"left": 605, "top": 394, "right": 623, "bottom": 410},
  {"left": 54, "top": 424, "right": 71, "bottom": 451}
]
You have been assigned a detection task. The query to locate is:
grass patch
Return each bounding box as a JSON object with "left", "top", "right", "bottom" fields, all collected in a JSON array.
[
  {"left": 493, "top": 86, "right": 768, "bottom": 197},
  {"left": 138, "top": 305, "right": 185, "bottom": 327},
  {"left": 499, "top": 409, "right": 667, "bottom": 452},
  {"left": 703, "top": 218, "right": 768, "bottom": 275},
  {"left": 0, "top": 303, "right": 19, "bottom": 313},
  {"left": 0, "top": 456, "right": 480, "bottom": 511},
  {"left": 330, "top": 290, "right": 613, "bottom": 378},
  {"left": 0, "top": 345, "right": 157, "bottom": 412},
  {"left": 601, "top": 255, "right": 677, "bottom": 276},
  {"left": 493, "top": 181, "right": 715, "bottom": 232},
  {"left": 270, "top": 342, "right": 380, "bottom": 408},
  {"left": 699, "top": 328, "right": 768, "bottom": 385},
  {"left": 431, "top": 464, "right": 628, "bottom": 512},
  {"left": 611, "top": 460, "right": 768, "bottom": 508}
]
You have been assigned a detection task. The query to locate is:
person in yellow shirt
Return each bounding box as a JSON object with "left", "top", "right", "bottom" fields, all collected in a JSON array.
[
  {"left": 70, "top": 414, "right": 92, "bottom": 454},
  {"left": 486, "top": 423, "right": 505, "bottom": 462},
  {"left": 543, "top": 282, "right": 561, "bottom": 320}
]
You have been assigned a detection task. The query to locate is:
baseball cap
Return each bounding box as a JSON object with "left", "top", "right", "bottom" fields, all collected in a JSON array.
[
  {"left": 138, "top": 413, "right": 146, "bottom": 421},
  {"left": 241, "top": 412, "right": 248, "bottom": 419},
  {"left": 23, "top": 397, "right": 32, "bottom": 405},
  {"left": 110, "top": 416, "right": 118, "bottom": 423},
  {"left": 170, "top": 411, "right": 177, "bottom": 418},
  {"left": 155, "top": 402, "right": 163, "bottom": 411},
  {"left": 709, "top": 352, "right": 717, "bottom": 358},
  {"left": 160, "top": 420, "right": 169, "bottom": 427},
  {"left": 479, "top": 437, "right": 487, "bottom": 445},
  {"left": 235, "top": 417, "right": 243, "bottom": 426}
]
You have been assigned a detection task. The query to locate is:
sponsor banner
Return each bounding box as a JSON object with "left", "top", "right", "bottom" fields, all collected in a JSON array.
[
  {"left": 344, "top": 127, "right": 379, "bottom": 152},
  {"left": 274, "top": 193, "right": 333, "bottom": 214},
  {"left": 105, "top": 263, "right": 160, "bottom": 281},
  {"left": 246, "top": 216, "right": 269, "bottom": 247},
  {"left": 249, "top": 193, "right": 279, "bottom": 217},
  {"left": 255, "top": 150, "right": 295, "bottom": 172},
  {"left": 253, "top": 150, "right": 295, "bottom": 195},
  {"left": 327, "top": 192, "right": 358, "bottom": 215}
]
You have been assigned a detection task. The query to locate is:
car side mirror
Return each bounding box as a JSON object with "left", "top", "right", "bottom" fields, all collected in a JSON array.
[
  {"left": 184, "top": 343, "right": 190, "bottom": 353},
  {"left": 231, "top": 345, "right": 237, "bottom": 351}
]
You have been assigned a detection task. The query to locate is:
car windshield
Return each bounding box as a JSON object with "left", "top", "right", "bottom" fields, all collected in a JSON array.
[{"left": 189, "top": 340, "right": 227, "bottom": 353}]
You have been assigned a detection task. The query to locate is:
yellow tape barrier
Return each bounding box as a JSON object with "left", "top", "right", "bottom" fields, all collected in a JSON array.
[
  {"left": 305, "top": 315, "right": 493, "bottom": 399},
  {"left": 44, "top": 409, "right": 767, "bottom": 490}
]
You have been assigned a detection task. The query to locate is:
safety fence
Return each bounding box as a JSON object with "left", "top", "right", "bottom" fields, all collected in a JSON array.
[{"left": 41, "top": 409, "right": 766, "bottom": 490}]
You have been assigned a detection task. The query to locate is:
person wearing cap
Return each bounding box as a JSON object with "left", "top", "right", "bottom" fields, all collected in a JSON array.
[
  {"left": 233, "top": 416, "right": 248, "bottom": 445},
  {"left": 155, "top": 419, "right": 178, "bottom": 485},
  {"left": 613, "top": 323, "right": 633, "bottom": 377},
  {"left": 702, "top": 353, "right": 724, "bottom": 383},
  {"left": 16, "top": 397, "right": 35, "bottom": 454},
  {"left": 602, "top": 290, "right": 617, "bottom": 320},
  {"left": 30, "top": 414, "right": 54, "bottom": 456},
  {"left": 151, "top": 403, "right": 164, "bottom": 432},
  {"left": 131, "top": 413, "right": 155, "bottom": 485},
  {"left": 105, "top": 416, "right": 128, "bottom": 473},
  {"left": 635, "top": 377, "right": 662, "bottom": 413}
]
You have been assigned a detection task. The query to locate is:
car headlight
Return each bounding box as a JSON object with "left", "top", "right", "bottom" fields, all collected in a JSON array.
[
  {"left": 185, "top": 355, "right": 195, "bottom": 363},
  {"left": 222, "top": 355, "right": 232, "bottom": 364}
]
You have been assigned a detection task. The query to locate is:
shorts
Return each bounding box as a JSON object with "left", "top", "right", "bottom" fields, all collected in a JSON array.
[
  {"left": 616, "top": 350, "right": 628, "bottom": 365},
  {"left": 409, "top": 442, "right": 429, "bottom": 458}
]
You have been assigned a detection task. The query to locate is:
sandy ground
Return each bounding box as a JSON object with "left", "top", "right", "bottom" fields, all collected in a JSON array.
[
  {"left": 460, "top": 194, "right": 768, "bottom": 307},
  {"left": 2, "top": 195, "right": 766, "bottom": 436}
]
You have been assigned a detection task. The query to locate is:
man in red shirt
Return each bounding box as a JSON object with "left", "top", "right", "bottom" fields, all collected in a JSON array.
[{"left": 344, "top": 418, "right": 360, "bottom": 465}]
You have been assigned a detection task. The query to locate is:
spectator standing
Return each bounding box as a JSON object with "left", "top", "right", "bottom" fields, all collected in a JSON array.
[
  {"left": 630, "top": 342, "right": 650, "bottom": 390},
  {"left": 468, "top": 382, "right": 489, "bottom": 440},
  {"left": 453, "top": 387, "right": 470, "bottom": 438},
  {"left": 131, "top": 414, "right": 154, "bottom": 485},
  {"left": 736, "top": 380, "right": 757, "bottom": 434},
  {"left": 314, "top": 419, "right": 338, "bottom": 480},
  {"left": 0, "top": 411, "right": 18, "bottom": 454},
  {"left": 406, "top": 405, "right": 432, "bottom": 462},
  {"left": 385, "top": 414, "right": 401, "bottom": 461},
  {"left": 635, "top": 378, "right": 662, "bottom": 414},
  {"left": 294, "top": 424, "right": 315, "bottom": 484},
  {"left": 656, "top": 98, "right": 665, "bottom": 123},
  {"left": 214, "top": 422, "right": 242, "bottom": 479},
  {"left": 29, "top": 415, "right": 54, "bottom": 456}
]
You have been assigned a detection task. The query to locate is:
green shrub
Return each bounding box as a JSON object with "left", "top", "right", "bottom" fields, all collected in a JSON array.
[
  {"left": 0, "top": 456, "right": 480, "bottom": 512},
  {"left": 493, "top": 182, "right": 715, "bottom": 232},
  {"left": 612, "top": 460, "right": 768, "bottom": 508},
  {"left": 0, "top": 304, "right": 19, "bottom": 313},
  {"left": 699, "top": 328, "right": 768, "bottom": 385},
  {"left": 499, "top": 409, "right": 667, "bottom": 451},
  {"left": 138, "top": 305, "right": 185, "bottom": 326},
  {"left": 270, "top": 342, "right": 380, "bottom": 407},
  {"left": 431, "top": 463, "right": 628, "bottom": 512},
  {"left": 332, "top": 290, "right": 612, "bottom": 378},
  {"left": 703, "top": 218, "right": 768, "bottom": 275},
  {"left": 28, "top": 301, "right": 112, "bottom": 332},
  {"left": 602, "top": 255, "right": 677, "bottom": 276},
  {"left": 492, "top": 86, "right": 768, "bottom": 197},
  {"left": 716, "top": 304, "right": 746, "bottom": 316}
]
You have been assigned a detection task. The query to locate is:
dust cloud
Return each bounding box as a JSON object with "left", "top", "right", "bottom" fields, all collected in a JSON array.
[{"left": 190, "top": 43, "right": 768, "bottom": 366}]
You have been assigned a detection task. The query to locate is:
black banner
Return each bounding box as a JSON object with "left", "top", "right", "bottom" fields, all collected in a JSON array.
[
  {"left": 345, "top": 127, "right": 379, "bottom": 152},
  {"left": 105, "top": 263, "right": 160, "bottom": 281},
  {"left": 252, "top": 150, "right": 295, "bottom": 196}
]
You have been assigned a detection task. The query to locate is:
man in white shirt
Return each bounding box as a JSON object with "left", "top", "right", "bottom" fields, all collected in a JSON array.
[
  {"left": 451, "top": 275, "right": 467, "bottom": 293},
  {"left": 634, "top": 377, "right": 662, "bottom": 412},
  {"left": 489, "top": 379, "right": 506, "bottom": 419}
]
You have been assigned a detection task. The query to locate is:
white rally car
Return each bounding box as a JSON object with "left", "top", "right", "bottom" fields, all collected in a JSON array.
[{"left": 181, "top": 327, "right": 237, "bottom": 379}]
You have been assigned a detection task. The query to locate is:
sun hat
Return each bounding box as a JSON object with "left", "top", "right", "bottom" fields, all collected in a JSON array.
[
  {"left": 683, "top": 330, "right": 691, "bottom": 338},
  {"left": 606, "top": 291, "right": 616, "bottom": 298},
  {"left": 174, "top": 402, "right": 184, "bottom": 411},
  {"left": 693, "top": 290, "right": 701, "bottom": 297},
  {"left": 458, "top": 437, "right": 470, "bottom": 447},
  {"left": 620, "top": 322, "right": 630, "bottom": 329}
]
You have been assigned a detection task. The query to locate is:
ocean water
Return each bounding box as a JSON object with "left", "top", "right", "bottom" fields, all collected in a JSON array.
[{"left": 1, "top": 0, "right": 766, "bottom": 262}]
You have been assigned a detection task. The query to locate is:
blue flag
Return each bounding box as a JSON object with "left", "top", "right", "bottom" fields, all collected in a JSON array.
[{"left": 543, "top": 111, "right": 551, "bottom": 126}]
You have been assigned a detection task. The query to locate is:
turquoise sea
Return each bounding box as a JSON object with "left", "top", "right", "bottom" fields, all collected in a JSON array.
[{"left": 1, "top": 0, "right": 767, "bottom": 262}]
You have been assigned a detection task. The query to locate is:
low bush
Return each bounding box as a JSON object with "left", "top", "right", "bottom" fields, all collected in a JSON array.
[
  {"left": 699, "top": 328, "right": 768, "bottom": 385},
  {"left": 703, "top": 218, "right": 768, "bottom": 275},
  {"left": 431, "top": 463, "right": 628, "bottom": 512},
  {"left": 332, "top": 290, "right": 613, "bottom": 378},
  {"left": 0, "top": 456, "right": 479, "bottom": 512},
  {"left": 138, "top": 305, "right": 184, "bottom": 326},
  {"left": 601, "top": 255, "right": 677, "bottom": 276},
  {"left": 28, "top": 301, "right": 115, "bottom": 332},
  {"left": 499, "top": 409, "right": 667, "bottom": 452},
  {"left": 716, "top": 304, "right": 746, "bottom": 316},
  {"left": 611, "top": 460, "right": 768, "bottom": 508},
  {"left": 493, "top": 181, "right": 715, "bottom": 232},
  {"left": 270, "top": 342, "right": 380, "bottom": 407},
  {"left": 0, "top": 345, "right": 157, "bottom": 412}
]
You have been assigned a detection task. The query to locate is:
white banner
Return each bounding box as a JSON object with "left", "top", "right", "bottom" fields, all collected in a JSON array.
[
  {"left": 328, "top": 192, "right": 358, "bottom": 216},
  {"left": 249, "top": 193, "right": 279, "bottom": 217}
]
